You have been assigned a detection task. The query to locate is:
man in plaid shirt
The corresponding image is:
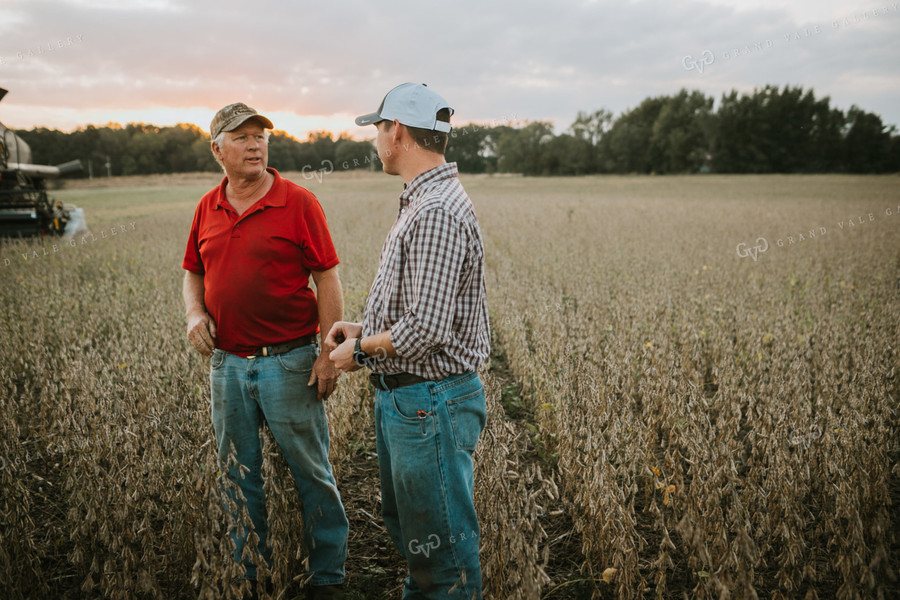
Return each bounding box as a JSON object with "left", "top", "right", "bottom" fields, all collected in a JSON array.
[{"left": 328, "top": 83, "right": 489, "bottom": 599}]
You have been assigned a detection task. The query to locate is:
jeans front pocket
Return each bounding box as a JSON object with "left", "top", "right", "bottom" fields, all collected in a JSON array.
[
  {"left": 276, "top": 345, "right": 316, "bottom": 373},
  {"left": 446, "top": 385, "right": 486, "bottom": 452},
  {"left": 390, "top": 383, "right": 433, "bottom": 422},
  {"left": 210, "top": 349, "right": 226, "bottom": 370}
]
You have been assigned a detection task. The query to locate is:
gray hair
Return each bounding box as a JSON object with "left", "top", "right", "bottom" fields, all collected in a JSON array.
[{"left": 210, "top": 129, "right": 271, "bottom": 171}]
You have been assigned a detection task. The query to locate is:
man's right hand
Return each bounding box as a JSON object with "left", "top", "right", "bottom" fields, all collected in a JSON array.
[
  {"left": 325, "top": 321, "right": 363, "bottom": 351},
  {"left": 187, "top": 311, "right": 217, "bottom": 357}
]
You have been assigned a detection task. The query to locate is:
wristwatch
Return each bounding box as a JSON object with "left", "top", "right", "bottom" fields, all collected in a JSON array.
[{"left": 353, "top": 337, "right": 370, "bottom": 368}]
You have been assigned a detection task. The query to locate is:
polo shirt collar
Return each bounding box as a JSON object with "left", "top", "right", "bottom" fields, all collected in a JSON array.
[
  {"left": 399, "top": 162, "right": 458, "bottom": 210},
  {"left": 215, "top": 168, "right": 285, "bottom": 212}
]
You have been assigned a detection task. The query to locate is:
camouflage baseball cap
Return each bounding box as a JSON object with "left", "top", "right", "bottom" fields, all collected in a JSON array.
[{"left": 209, "top": 102, "right": 274, "bottom": 139}]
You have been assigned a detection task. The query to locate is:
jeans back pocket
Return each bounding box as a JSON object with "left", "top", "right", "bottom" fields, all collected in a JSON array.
[{"left": 446, "top": 386, "right": 486, "bottom": 452}]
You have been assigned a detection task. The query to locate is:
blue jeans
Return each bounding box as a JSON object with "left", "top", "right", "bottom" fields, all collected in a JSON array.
[
  {"left": 374, "top": 371, "right": 486, "bottom": 599},
  {"left": 209, "top": 344, "right": 348, "bottom": 585}
]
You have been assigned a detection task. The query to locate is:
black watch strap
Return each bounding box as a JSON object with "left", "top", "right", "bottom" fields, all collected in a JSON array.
[{"left": 353, "top": 337, "right": 369, "bottom": 367}]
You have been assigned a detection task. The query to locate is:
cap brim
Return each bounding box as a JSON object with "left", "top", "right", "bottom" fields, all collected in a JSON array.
[
  {"left": 235, "top": 115, "right": 275, "bottom": 129},
  {"left": 252, "top": 115, "right": 274, "bottom": 130},
  {"left": 224, "top": 114, "right": 274, "bottom": 133},
  {"left": 355, "top": 112, "right": 382, "bottom": 127}
]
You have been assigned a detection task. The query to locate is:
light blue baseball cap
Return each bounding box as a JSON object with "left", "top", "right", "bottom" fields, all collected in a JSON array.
[{"left": 355, "top": 82, "right": 454, "bottom": 132}]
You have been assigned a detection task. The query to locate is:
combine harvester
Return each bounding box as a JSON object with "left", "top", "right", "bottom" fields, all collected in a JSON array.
[{"left": 0, "top": 87, "right": 87, "bottom": 238}]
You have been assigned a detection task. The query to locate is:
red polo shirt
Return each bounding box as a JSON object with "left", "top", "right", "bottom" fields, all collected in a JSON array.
[{"left": 182, "top": 168, "right": 339, "bottom": 356}]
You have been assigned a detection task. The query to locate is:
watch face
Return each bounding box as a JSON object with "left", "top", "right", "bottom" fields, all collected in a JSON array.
[{"left": 353, "top": 338, "right": 368, "bottom": 367}]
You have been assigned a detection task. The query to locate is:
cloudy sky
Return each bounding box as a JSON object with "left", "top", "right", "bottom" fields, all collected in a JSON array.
[{"left": 0, "top": 0, "right": 898, "bottom": 140}]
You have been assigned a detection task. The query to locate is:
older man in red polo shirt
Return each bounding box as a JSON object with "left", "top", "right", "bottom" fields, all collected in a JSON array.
[{"left": 182, "top": 102, "right": 347, "bottom": 600}]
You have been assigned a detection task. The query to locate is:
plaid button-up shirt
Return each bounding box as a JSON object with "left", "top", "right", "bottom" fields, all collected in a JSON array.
[{"left": 362, "top": 162, "right": 490, "bottom": 380}]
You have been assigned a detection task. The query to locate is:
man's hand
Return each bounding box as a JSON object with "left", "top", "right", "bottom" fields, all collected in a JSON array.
[
  {"left": 330, "top": 337, "right": 361, "bottom": 372},
  {"left": 309, "top": 351, "right": 340, "bottom": 401},
  {"left": 187, "top": 311, "right": 217, "bottom": 357},
  {"left": 325, "top": 321, "right": 363, "bottom": 349}
]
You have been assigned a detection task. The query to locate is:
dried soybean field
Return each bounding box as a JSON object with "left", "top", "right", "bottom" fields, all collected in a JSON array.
[{"left": 1, "top": 172, "right": 898, "bottom": 600}]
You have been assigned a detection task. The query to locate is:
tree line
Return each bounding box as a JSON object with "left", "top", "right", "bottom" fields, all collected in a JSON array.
[
  {"left": 15, "top": 122, "right": 376, "bottom": 178},
  {"left": 15, "top": 85, "right": 900, "bottom": 177}
]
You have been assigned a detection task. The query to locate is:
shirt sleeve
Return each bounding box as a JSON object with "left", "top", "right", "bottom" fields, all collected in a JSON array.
[
  {"left": 389, "top": 207, "right": 467, "bottom": 361},
  {"left": 182, "top": 201, "right": 205, "bottom": 274},
  {"left": 298, "top": 191, "right": 340, "bottom": 271}
]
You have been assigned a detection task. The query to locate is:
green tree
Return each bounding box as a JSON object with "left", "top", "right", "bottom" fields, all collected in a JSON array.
[
  {"left": 12, "top": 88, "right": 899, "bottom": 178},
  {"left": 649, "top": 90, "right": 713, "bottom": 173},
  {"left": 843, "top": 106, "right": 893, "bottom": 173},
  {"left": 161, "top": 124, "right": 206, "bottom": 173},
  {"left": 569, "top": 109, "right": 613, "bottom": 173},
  {"left": 496, "top": 122, "right": 555, "bottom": 175},
  {"left": 125, "top": 130, "right": 166, "bottom": 174},
  {"left": 711, "top": 89, "right": 770, "bottom": 173},
  {"left": 807, "top": 99, "right": 845, "bottom": 172},
  {"left": 190, "top": 137, "right": 218, "bottom": 172},
  {"left": 306, "top": 131, "right": 336, "bottom": 166},
  {"left": 600, "top": 96, "right": 668, "bottom": 173},
  {"left": 334, "top": 139, "right": 375, "bottom": 171},
  {"left": 446, "top": 123, "right": 492, "bottom": 173},
  {"left": 541, "top": 133, "right": 592, "bottom": 175},
  {"left": 711, "top": 85, "right": 846, "bottom": 173},
  {"left": 267, "top": 132, "right": 299, "bottom": 171}
]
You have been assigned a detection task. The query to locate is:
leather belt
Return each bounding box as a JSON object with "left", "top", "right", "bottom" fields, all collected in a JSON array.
[
  {"left": 246, "top": 334, "right": 317, "bottom": 359},
  {"left": 369, "top": 372, "right": 430, "bottom": 391}
]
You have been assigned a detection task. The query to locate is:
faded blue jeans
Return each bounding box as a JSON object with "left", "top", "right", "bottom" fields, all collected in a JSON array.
[
  {"left": 374, "top": 371, "right": 486, "bottom": 599},
  {"left": 209, "top": 344, "right": 348, "bottom": 585}
]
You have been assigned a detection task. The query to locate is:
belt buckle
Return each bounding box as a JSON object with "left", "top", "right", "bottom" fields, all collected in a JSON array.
[{"left": 247, "top": 346, "right": 270, "bottom": 359}]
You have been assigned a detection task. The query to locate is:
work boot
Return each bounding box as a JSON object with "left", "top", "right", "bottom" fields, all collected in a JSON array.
[{"left": 306, "top": 584, "right": 345, "bottom": 600}]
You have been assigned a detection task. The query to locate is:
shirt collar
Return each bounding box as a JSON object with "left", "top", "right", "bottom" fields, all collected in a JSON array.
[
  {"left": 215, "top": 167, "right": 285, "bottom": 211},
  {"left": 399, "top": 162, "right": 458, "bottom": 210}
]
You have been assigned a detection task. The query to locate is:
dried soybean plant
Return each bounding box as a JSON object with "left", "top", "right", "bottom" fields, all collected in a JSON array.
[
  {"left": 471, "top": 174, "right": 900, "bottom": 599},
  {"left": 474, "top": 372, "right": 553, "bottom": 598},
  {"left": 0, "top": 175, "right": 897, "bottom": 599}
]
